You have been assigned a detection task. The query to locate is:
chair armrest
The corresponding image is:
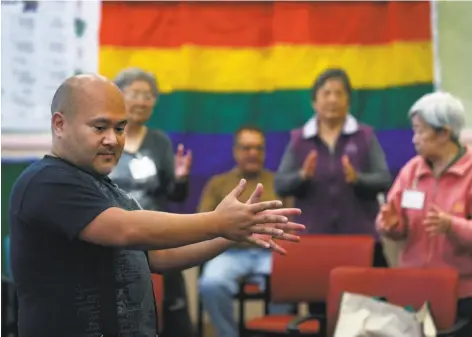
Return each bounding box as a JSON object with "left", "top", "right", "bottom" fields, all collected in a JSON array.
[
  {"left": 437, "top": 318, "right": 470, "bottom": 337},
  {"left": 286, "top": 314, "right": 326, "bottom": 335}
]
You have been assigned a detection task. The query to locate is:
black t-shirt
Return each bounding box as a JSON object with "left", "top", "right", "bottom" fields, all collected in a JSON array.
[{"left": 9, "top": 156, "right": 157, "bottom": 337}]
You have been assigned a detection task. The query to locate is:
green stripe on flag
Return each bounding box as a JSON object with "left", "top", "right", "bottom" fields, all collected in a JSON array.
[{"left": 149, "top": 84, "right": 433, "bottom": 133}]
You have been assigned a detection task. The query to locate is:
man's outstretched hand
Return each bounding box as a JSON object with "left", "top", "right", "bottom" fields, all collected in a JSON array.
[
  {"left": 244, "top": 182, "right": 303, "bottom": 254},
  {"left": 214, "top": 179, "right": 304, "bottom": 254}
]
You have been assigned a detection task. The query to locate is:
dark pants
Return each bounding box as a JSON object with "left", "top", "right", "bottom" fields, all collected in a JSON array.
[
  {"left": 457, "top": 297, "right": 472, "bottom": 337},
  {"left": 160, "top": 270, "right": 194, "bottom": 337}
]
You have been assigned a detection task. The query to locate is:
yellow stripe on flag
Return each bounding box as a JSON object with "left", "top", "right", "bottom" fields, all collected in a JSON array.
[{"left": 100, "top": 41, "right": 433, "bottom": 93}]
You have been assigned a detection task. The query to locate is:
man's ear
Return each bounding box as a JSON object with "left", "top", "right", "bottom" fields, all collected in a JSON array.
[{"left": 51, "top": 112, "right": 66, "bottom": 138}]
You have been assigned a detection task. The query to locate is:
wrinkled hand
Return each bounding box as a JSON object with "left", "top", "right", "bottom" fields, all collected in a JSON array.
[
  {"left": 214, "top": 179, "right": 305, "bottom": 250},
  {"left": 341, "top": 155, "right": 357, "bottom": 184},
  {"left": 300, "top": 150, "right": 317, "bottom": 180},
  {"left": 244, "top": 183, "right": 304, "bottom": 255},
  {"left": 174, "top": 144, "right": 192, "bottom": 180},
  {"left": 423, "top": 205, "right": 452, "bottom": 236},
  {"left": 378, "top": 202, "right": 400, "bottom": 233}
]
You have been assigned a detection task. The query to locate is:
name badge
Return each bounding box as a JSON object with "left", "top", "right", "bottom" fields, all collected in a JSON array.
[
  {"left": 401, "top": 189, "right": 425, "bottom": 210},
  {"left": 129, "top": 156, "right": 157, "bottom": 181}
]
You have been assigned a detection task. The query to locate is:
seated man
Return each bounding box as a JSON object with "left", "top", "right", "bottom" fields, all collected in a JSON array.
[{"left": 199, "top": 126, "right": 294, "bottom": 337}]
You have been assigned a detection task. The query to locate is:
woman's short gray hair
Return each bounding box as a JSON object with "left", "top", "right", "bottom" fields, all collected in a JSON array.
[
  {"left": 408, "top": 91, "right": 465, "bottom": 139},
  {"left": 113, "top": 67, "right": 159, "bottom": 97}
]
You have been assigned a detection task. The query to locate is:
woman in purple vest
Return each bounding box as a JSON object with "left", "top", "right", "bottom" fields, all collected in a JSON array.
[{"left": 275, "top": 68, "right": 391, "bottom": 267}]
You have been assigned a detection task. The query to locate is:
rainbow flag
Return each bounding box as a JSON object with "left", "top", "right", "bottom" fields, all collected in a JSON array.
[{"left": 99, "top": 1, "right": 434, "bottom": 211}]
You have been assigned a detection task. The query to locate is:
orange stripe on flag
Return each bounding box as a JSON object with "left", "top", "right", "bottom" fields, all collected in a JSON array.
[{"left": 100, "top": 1, "right": 431, "bottom": 48}]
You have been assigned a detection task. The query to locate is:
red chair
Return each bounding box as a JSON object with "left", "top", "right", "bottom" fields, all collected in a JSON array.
[
  {"left": 151, "top": 273, "right": 165, "bottom": 334},
  {"left": 243, "top": 235, "right": 375, "bottom": 336},
  {"left": 321, "top": 267, "right": 468, "bottom": 337}
]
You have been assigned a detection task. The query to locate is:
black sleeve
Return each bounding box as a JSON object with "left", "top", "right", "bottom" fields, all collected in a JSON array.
[
  {"left": 353, "top": 134, "right": 392, "bottom": 198},
  {"left": 19, "top": 167, "right": 115, "bottom": 240}
]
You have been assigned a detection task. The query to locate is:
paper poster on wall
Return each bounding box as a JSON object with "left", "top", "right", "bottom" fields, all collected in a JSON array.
[{"left": 1, "top": 0, "right": 101, "bottom": 133}]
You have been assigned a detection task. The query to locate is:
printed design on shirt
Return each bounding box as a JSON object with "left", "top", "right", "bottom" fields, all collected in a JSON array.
[
  {"left": 115, "top": 249, "right": 156, "bottom": 335},
  {"left": 75, "top": 284, "right": 101, "bottom": 334},
  {"left": 77, "top": 178, "right": 157, "bottom": 336}
]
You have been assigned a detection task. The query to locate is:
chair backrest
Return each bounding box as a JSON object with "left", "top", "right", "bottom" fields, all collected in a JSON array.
[
  {"left": 270, "top": 235, "right": 375, "bottom": 303},
  {"left": 327, "top": 267, "right": 459, "bottom": 336},
  {"left": 151, "top": 273, "right": 164, "bottom": 333}
]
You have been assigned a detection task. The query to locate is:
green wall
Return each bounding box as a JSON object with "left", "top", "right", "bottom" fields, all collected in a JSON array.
[{"left": 437, "top": 1, "right": 472, "bottom": 127}]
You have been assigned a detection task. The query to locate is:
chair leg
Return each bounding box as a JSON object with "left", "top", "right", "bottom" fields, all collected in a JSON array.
[{"left": 263, "top": 300, "right": 270, "bottom": 315}]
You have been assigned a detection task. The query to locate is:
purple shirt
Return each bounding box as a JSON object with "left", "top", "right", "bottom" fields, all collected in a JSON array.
[{"left": 275, "top": 115, "right": 391, "bottom": 239}]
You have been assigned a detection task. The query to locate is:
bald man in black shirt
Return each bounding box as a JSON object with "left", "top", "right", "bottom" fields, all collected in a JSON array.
[{"left": 9, "top": 74, "right": 304, "bottom": 337}]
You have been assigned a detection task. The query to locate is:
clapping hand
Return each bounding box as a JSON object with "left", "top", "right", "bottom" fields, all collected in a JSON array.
[
  {"left": 244, "top": 183, "right": 303, "bottom": 255},
  {"left": 378, "top": 202, "right": 400, "bottom": 234},
  {"left": 300, "top": 150, "right": 317, "bottom": 180},
  {"left": 423, "top": 205, "right": 452, "bottom": 236},
  {"left": 214, "top": 179, "right": 305, "bottom": 254},
  {"left": 174, "top": 144, "right": 192, "bottom": 180},
  {"left": 341, "top": 155, "right": 357, "bottom": 184}
]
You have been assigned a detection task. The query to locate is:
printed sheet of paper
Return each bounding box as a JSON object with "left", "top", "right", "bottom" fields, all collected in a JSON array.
[{"left": 1, "top": 0, "right": 101, "bottom": 133}]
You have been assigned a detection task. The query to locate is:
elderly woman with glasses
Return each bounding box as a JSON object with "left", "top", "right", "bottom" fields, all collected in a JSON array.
[
  {"left": 377, "top": 92, "right": 472, "bottom": 332},
  {"left": 109, "top": 68, "right": 194, "bottom": 337}
]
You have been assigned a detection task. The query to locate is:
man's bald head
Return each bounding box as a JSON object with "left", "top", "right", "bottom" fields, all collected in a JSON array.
[
  {"left": 50, "top": 74, "right": 128, "bottom": 176},
  {"left": 50, "top": 74, "right": 123, "bottom": 118}
]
